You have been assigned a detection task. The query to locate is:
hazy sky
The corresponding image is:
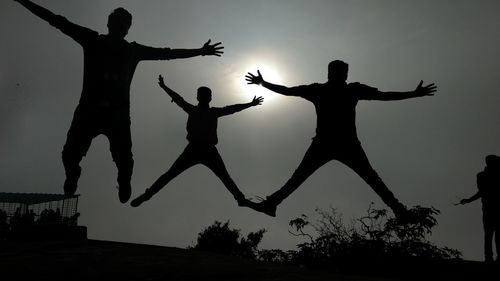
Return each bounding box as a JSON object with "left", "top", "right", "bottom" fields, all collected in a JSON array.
[{"left": 1, "top": 0, "right": 500, "bottom": 261}]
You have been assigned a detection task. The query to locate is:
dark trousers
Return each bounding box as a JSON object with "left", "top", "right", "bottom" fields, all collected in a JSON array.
[
  {"left": 62, "top": 105, "right": 134, "bottom": 187},
  {"left": 483, "top": 211, "right": 500, "bottom": 261},
  {"left": 268, "top": 138, "right": 404, "bottom": 212},
  {"left": 145, "top": 143, "right": 245, "bottom": 202}
]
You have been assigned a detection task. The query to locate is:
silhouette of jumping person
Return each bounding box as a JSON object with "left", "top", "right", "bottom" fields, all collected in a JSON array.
[
  {"left": 13, "top": 0, "right": 224, "bottom": 203},
  {"left": 245, "top": 60, "right": 436, "bottom": 222},
  {"left": 130, "top": 75, "right": 263, "bottom": 208},
  {"left": 459, "top": 155, "right": 500, "bottom": 263}
]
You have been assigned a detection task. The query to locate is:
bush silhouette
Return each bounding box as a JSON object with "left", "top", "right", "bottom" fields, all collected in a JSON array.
[
  {"left": 287, "top": 204, "right": 462, "bottom": 270},
  {"left": 192, "top": 220, "right": 266, "bottom": 259},
  {"left": 193, "top": 205, "right": 462, "bottom": 275}
]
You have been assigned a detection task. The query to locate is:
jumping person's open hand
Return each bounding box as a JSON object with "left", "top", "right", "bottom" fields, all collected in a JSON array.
[
  {"left": 245, "top": 70, "right": 264, "bottom": 85},
  {"left": 414, "top": 80, "right": 437, "bottom": 96},
  {"left": 251, "top": 96, "right": 264, "bottom": 106},
  {"left": 201, "top": 39, "right": 224, "bottom": 57},
  {"left": 158, "top": 74, "right": 166, "bottom": 88}
]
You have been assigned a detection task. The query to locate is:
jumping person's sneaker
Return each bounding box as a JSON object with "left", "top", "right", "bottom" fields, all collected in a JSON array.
[
  {"left": 237, "top": 198, "right": 251, "bottom": 207},
  {"left": 392, "top": 203, "right": 419, "bottom": 225},
  {"left": 118, "top": 182, "right": 132, "bottom": 203},
  {"left": 63, "top": 167, "right": 81, "bottom": 196},
  {"left": 64, "top": 177, "right": 78, "bottom": 196},
  {"left": 130, "top": 192, "right": 152, "bottom": 207},
  {"left": 247, "top": 199, "right": 277, "bottom": 217}
]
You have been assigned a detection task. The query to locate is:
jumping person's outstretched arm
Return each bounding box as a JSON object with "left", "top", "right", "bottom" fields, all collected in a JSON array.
[
  {"left": 138, "top": 40, "right": 224, "bottom": 61},
  {"left": 217, "top": 96, "right": 264, "bottom": 117},
  {"left": 370, "top": 80, "right": 437, "bottom": 101},
  {"left": 14, "top": 0, "right": 224, "bottom": 60},
  {"left": 158, "top": 75, "right": 194, "bottom": 113},
  {"left": 14, "top": 0, "right": 57, "bottom": 24},
  {"left": 246, "top": 70, "right": 301, "bottom": 96},
  {"left": 170, "top": 39, "right": 224, "bottom": 58},
  {"left": 14, "top": 0, "right": 96, "bottom": 43}
]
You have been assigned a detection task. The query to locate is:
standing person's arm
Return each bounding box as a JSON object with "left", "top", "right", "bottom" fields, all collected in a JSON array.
[
  {"left": 459, "top": 192, "right": 481, "bottom": 205},
  {"left": 459, "top": 172, "right": 487, "bottom": 205},
  {"left": 157, "top": 75, "right": 194, "bottom": 113},
  {"left": 136, "top": 39, "right": 224, "bottom": 61}
]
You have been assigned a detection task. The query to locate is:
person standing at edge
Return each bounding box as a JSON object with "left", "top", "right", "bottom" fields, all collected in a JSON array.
[
  {"left": 459, "top": 155, "right": 500, "bottom": 263},
  {"left": 245, "top": 60, "right": 436, "bottom": 223},
  {"left": 13, "top": 0, "right": 224, "bottom": 203}
]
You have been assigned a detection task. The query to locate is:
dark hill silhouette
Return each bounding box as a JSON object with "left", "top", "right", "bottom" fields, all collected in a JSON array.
[
  {"left": 0, "top": 240, "right": 345, "bottom": 281},
  {"left": 0, "top": 239, "right": 495, "bottom": 281}
]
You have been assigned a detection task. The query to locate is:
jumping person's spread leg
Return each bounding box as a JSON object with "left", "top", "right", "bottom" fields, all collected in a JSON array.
[
  {"left": 202, "top": 146, "right": 247, "bottom": 205},
  {"left": 336, "top": 141, "right": 409, "bottom": 221},
  {"left": 130, "top": 144, "right": 198, "bottom": 207},
  {"left": 62, "top": 107, "right": 98, "bottom": 196},
  {"left": 107, "top": 114, "right": 134, "bottom": 203},
  {"left": 255, "top": 139, "right": 332, "bottom": 216},
  {"left": 268, "top": 139, "right": 331, "bottom": 205}
]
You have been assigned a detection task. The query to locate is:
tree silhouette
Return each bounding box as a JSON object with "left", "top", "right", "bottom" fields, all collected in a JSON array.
[{"left": 191, "top": 220, "right": 266, "bottom": 260}]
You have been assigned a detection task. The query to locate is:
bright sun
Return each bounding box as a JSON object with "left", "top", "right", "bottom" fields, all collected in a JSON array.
[{"left": 238, "top": 63, "right": 285, "bottom": 104}]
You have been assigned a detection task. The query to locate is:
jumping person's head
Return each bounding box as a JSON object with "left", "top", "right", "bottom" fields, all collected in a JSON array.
[
  {"left": 197, "top": 87, "right": 212, "bottom": 105},
  {"left": 107, "top": 8, "right": 132, "bottom": 39},
  {"left": 328, "top": 60, "right": 349, "bottom": 83}
]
